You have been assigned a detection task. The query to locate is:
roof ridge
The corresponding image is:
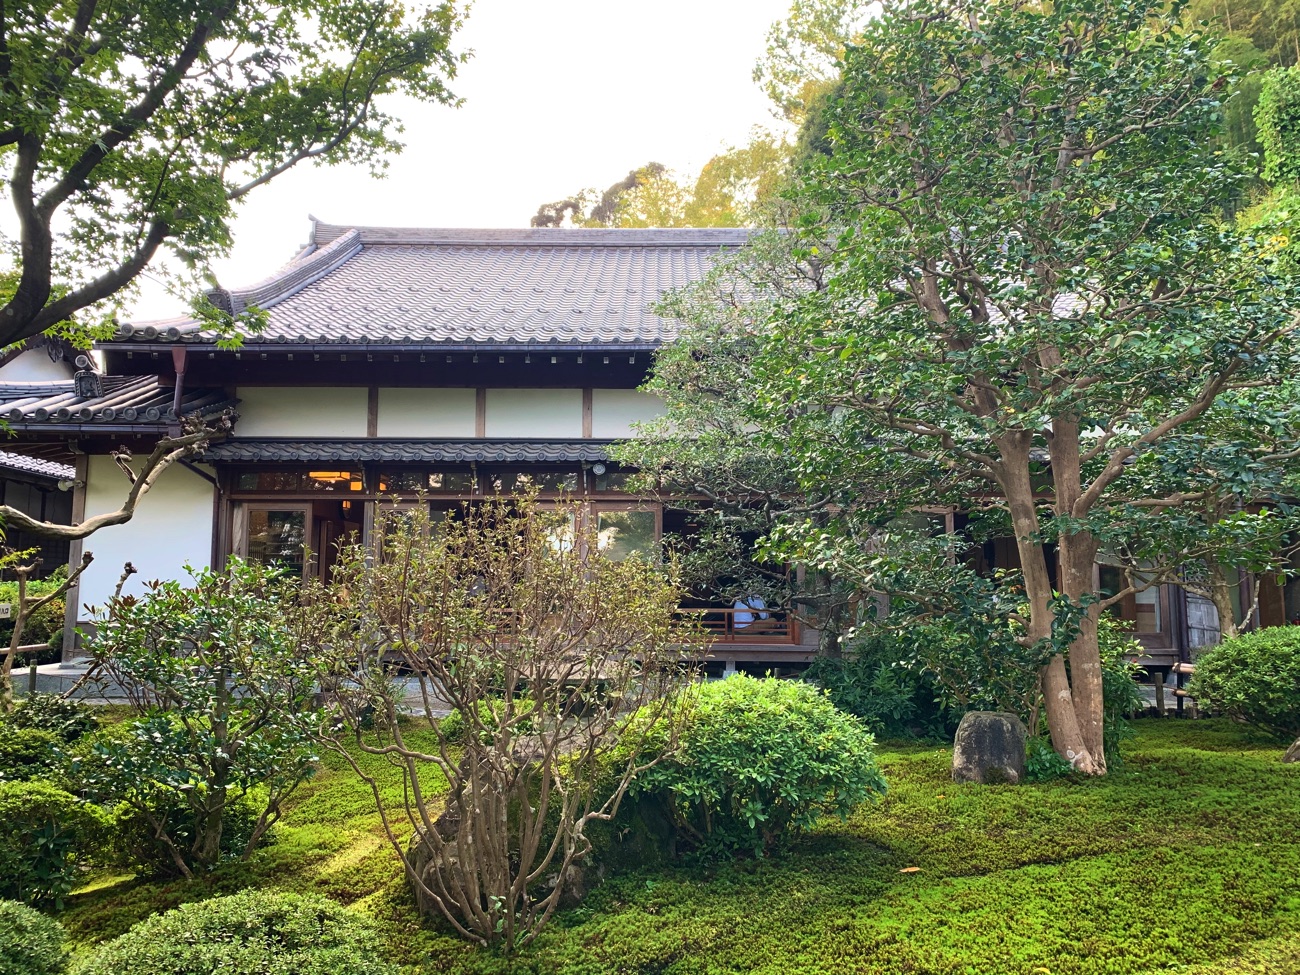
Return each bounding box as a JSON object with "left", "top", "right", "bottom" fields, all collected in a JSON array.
[
  {"left": 207, "top": 229, "right": 363, "bottom": 316},
  {"left": 311, "top": 222, "right": 753, "bottom": 248}
]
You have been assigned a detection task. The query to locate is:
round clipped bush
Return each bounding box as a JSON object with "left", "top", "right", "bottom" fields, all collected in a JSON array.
[
  {"left": 631, "top": 674, "right": 887, "bottom": 856},
  {"left": 0, "top": 899, "right": 67, "bottom": 975},
  {"left": 1189, "top": 626, "right": 1300, "bottom": 739},
  {"left": 74, "top": 891, "right": 398, "bottom": 975},
  {"left": 6, "top": 695, "right": 97, "bottom": 743},
  {"left": 0, "top": 781, "right": 105, "bottom": 907},
  {"left": 0, "top": 729, "right": 62, "bottom": 782}
]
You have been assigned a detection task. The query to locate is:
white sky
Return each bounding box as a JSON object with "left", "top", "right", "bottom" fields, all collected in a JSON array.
[{"left": 131, "top": 0, "right": 796, "bottom": 319}]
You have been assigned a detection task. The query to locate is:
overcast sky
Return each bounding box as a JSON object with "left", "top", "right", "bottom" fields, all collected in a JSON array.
[{"left": 132, "top": 0, "right": 796, "bottom": 318}]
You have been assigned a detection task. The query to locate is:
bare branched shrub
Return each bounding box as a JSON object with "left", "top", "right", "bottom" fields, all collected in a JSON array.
[{"left": 309, "top": 494, "right": 701, "bottom": 951}]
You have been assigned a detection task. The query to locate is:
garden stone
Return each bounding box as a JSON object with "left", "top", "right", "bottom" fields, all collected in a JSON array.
[
  {"left": 1285, "top": 737, "right": 1300, "bottom": 764},
  {"left": 952, "top": 711, "right": 1027, "bottom": 784}
]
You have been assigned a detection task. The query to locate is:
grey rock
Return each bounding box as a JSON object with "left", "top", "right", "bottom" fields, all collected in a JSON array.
[
  {"left": 1285, "top": 737, "right": 1300, "bottom": 764},
  {"left": 952, "top": 711, "right": 1028, "bottom": 784}
]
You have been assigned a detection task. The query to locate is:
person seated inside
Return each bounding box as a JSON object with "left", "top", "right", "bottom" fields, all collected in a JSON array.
[{"left": 732, "top": 594, "right": 775, "bottom": 633}]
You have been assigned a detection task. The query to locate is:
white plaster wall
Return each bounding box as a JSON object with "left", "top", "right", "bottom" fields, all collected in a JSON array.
[
  {"left": 233, "top": 387, "right": 367, "bottom": 437},
  {"left": 485, "top": 389, "right": 582, "bottom": 438},
  {"left": 0, "top": 348, "right": 76, "bottom": 382},
  {"left": 75, "top": 456, "right": 214, "bottom": 611},
  {"left": 591, "top": 389, "right": 666, "bottom": 439},
  {"left": 377, "top": 388, "right": 475, "bottom": 437}
]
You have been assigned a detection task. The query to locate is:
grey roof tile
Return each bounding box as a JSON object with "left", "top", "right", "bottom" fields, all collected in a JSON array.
[
  {"left": 110, "top": 225, "right": 750, "bottom": 348},
  {"left": 0, "top": 377, "right": 235, "bottom": 430},
  {"left": 205, "top": 439, "right": 613, "bottom": 464}
]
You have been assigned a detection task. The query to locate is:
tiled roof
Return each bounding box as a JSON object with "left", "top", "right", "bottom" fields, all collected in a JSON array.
[
  {"left": 0, "top": 377, "right": 235, "bottom": 430},
  {"left": 204, "top": 439, "right": 614, "bottom": 464},
  {"left": 0, "top": 450, "right": 75, "bottom": 480},
  {"left": 109, "top": 223, "right": 751, "bottom": 349}
]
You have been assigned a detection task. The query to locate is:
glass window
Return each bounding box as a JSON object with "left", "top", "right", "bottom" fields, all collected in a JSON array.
[
  {"left": 487, "top": 469, "right": 578, "bottom": 493},
  {"left": 235, "top": 470, "right": 361, "bottom": 492},
  {"left": 1134, "top": 585, "right": 1161, "bottom": 634},
  {"left": 593, "top": 468, "right": 633, "bottom": 492},
  {"left": 377, "top": 470, "right": 477, "bottom": 494},
  {"left": 596, "top": 510, "right": 657, "bottom": 561},
  {"left": 247, "top": 509, "right": 308, "bottom": 577}
]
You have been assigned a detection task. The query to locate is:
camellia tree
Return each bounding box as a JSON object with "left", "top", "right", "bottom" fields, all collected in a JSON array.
[
  {"left": 0, "top": 0, "right": 467, "bottom": 347},
  {"left": 729, "top": 0, "right": 1298, "bottom": 774}
]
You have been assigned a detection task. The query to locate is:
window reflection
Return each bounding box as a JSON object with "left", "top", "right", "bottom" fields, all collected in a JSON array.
[
  {"left": 377, "top": 470, "right": 476, "bottom": 494},
  {"left": 246, "top": 509, "right": 307, "bottom": 577},
  {"left": 487, "top": 470, "right": 578, "bottom": 493},
  {"left": 596, "top": 510, "right": 656, "bottom": 561},
  {"left": 236, "top": 470, "right": 361, "bottom": 492}
]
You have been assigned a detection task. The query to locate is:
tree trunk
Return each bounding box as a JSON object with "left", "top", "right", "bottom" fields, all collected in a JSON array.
[
  {"left": 1207, "top": 568, "right": 1241, "bottom": 642},
  {"left": 1059, "top": 533, "right": 1106, "bottom": 768},
  {"left": 996, "top": 436, "right": 1103, "bottom": 774}
]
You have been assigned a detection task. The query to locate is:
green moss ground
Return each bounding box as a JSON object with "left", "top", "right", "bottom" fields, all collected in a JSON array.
[{"left": 60, "top": 720, "right": 1300, "bottom": 974}]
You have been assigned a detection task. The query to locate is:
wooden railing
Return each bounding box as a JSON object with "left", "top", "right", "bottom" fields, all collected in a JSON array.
[{"left": 676, "top": 607, "right": 799, "bottom": 645}]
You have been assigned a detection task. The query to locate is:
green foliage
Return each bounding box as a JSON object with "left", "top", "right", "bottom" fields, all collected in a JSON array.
[
  {"left": 4, "top": 695, "right": 97, "bottom": 744},
  {"left": 0, "top": 573, "right": 69, "bottom": 648},
  {"left": 1258, "top": 65, "right": 1300, "bottom": 183},
  {"left": 435, "top": 697, "right": 536, "bottom": 745},
  {"left": 753, "top": 0, "right": 872, "bottom": 122},
  {"left": 74, "top": 891, "right": 398, "bottom": 975},
  {"left": 531, "top": 134, "right": 791, "bottom": 230},
  {"left": 1189, "top": 0, "right": 1300, "bottom": 69},
  {"left": 0, "top": 781, "right": 104, "bottom": 907},
  {"left": 1189, "top": 626, "right": 1300, "bottom": 738},
  {"left": 632, "top": 675, "right": 886, "bottom": 856},
  {"left": 0, "top": 899, "right": 67, "bottom": 975},
  {"left": 0, "top": 729, "right": 61, "bottom": 782},
  {"left": 76, "top": 560, "right": 321, "bottom": 877},
  {"left": 1023, "top": 735, "right": 1076, "bottom": 782},
  {"left": 1097, "top": 618, "right": 1146, "bottom": 766},
  {"left": 803, "top": 633, "right": 956, "bottom": 739}
]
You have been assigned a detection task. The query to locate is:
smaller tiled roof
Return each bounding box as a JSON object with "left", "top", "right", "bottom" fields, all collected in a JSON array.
[
  {"left": 0, "top": 450, "right": 75, "bottom": 480},
  {"left": 205, "top": 439, "right": 614, "bottom": 465},
  {"left": 0, "top": 377, "right": 235, "bottom": 430}
]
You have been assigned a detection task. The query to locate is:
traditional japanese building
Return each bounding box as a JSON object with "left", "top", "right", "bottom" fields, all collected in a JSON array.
[{"left": 0, "top": 222, "right": 811, "bottom": 664}]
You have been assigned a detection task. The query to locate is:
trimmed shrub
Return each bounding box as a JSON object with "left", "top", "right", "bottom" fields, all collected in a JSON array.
[
  {"left": 74, "top": 891, "right": 399, "bottom": 975},
  {"left": 1190, "top": 626, "right": 1300, "bottom": 739},
  {"left": 0, "top": 899, "right": 67, "bottom": 975},
  {"left": 0, "top": 729, "right": 62, "bottom": 782},
  {"left": 5, "top": 695, "right": 97, "bottom": 743},
  {"left": 0, "top": 781, "right": 105, "bottom": 907},
  {"left": 631, "top": 675, "right": 886, "bottom": 856}
]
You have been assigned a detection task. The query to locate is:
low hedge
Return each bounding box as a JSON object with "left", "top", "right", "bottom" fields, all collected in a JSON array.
[
  {"left": 0, "top": 729, "right": 62, "bottom": 782},
  {"left": 630, "top": 675, "right": 887, "bottom": 857},
  {"left": 0, "top": 899, "right": 67, "bottom": 975},
  {"left": 1189, "top": 626, "right": 1300, "bottom": 739},
  {"left": 0, "top": 781, "right": 105, "bottom": 907},
  {"left": 73, "top": 891, "right": 399, "bottom": 975}
]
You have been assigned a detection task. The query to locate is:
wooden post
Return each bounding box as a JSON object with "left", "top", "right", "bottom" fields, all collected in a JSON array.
[
  {"left": 27, "top": 662, "right": 37, "bottom": 696},
  {"left": 1153, "top": 670, "right": 1165, "bottom": 717}
]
